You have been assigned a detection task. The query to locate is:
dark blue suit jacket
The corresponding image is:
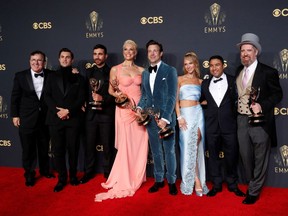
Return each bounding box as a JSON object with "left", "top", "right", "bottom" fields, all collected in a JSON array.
[{"left": 138, "top": 61, "right": 177, "bottom": 126}]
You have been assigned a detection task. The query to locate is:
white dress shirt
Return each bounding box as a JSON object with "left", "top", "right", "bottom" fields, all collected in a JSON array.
[
  {"left": 209, "top": 73, "right": 228, "bottom": 107},
  {"left": 149, "top": 61, "right": 161, "bottom": 94},
  {"left": 31, "top": 69, "right": 44, "bottom": 99},
  {"left": 242, "top": 60, "right": 258, "bottom": 83}
]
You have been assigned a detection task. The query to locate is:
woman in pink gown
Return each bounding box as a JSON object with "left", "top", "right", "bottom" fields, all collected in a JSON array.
[{"left": 95, "top": 40, "right": 148, "bottom": 202}]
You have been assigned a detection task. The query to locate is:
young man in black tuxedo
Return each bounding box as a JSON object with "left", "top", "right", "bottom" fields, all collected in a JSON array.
[
  {"left": 11, "top": 50, "right": 55, "bottom": 187},
  {"left": 201, "top": 55, "right": 245, "bottom": 198},
  {"left": 44, "top": 48, "right": 85, "bottom": 192}
]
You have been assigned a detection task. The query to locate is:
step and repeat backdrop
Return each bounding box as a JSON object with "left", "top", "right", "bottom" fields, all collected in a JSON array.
[{"left": 0, "top": 0, "right": 287, "bottom": 187}]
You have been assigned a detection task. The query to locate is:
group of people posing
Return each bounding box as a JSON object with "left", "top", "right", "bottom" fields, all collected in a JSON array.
[{"left": 11, "top": 33, "right": 282, "bottom": 205}]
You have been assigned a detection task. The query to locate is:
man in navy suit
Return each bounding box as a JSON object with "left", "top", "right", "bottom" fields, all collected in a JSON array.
[
  {"left": 235, "top": 33, "right": 282, "bottom": 204},
  {"left": 138, "top": 40, "right": 178, "bottom": 195},
  {"left": 11, "top": 50, "right": 55, "bottom": 187},
  {"left": 201, "top": 55, "right": 245, "bottom": 197},
  {"left": 45, "top": 48, "right": 85, "bottom": 192}
]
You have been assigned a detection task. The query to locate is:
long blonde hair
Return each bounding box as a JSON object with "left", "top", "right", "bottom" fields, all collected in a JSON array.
[{"left": 183, "top": 52, "right": 200, "bottom": 78}]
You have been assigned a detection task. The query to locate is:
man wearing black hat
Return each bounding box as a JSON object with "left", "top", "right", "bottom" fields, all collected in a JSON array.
[{"left": 235, "top": 33, "right": 282, "bottom": 204}]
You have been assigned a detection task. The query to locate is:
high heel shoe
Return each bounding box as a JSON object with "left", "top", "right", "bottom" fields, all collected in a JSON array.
[{"left": 195, "top": 188, "right": 203, "bottom": 197}]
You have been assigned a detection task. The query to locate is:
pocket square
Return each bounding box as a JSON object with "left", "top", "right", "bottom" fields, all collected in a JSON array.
[{"left": 162, "top": 78, "right": 166, "bottom": 80}]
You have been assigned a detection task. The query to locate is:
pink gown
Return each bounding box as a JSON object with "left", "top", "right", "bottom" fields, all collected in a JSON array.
[{"left": 95, "top": 65, "right": 148, "bottom": 202}]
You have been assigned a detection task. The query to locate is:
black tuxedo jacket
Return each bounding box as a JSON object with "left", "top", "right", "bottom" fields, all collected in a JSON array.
[
  {"left": 85, "top": 64, "right": 115, "bottom": 122},
  {"left": 10, "top": 68, "right": 52, "bottom": 131},
  {"left": 236, "top": 62, "right": 282, "bottom": 146},
  {"left": 44, "top": 67, "right": 85, "bottom": 127},
  {"left": 201, "top": 74, "right": 238, "bottom": 134}
]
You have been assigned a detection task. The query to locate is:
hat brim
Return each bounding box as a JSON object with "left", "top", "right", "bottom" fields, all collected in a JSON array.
[{"left": 237, "top": 41, "right": 262, "bottom": 55}]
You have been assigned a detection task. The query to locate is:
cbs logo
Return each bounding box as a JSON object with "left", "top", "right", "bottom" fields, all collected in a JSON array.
[
  {"left": 0, "top": 64, "right": 6, "bottom": 70},
  {"left": 32, "top": 22, "right": 52, "bottom": 30},
  {"left": 140, "top": 16, "right": 163, "bottom": 25},
  {"left": 274, "top": 107, "right": 288, "bottom": 115},
  {"left": 202, "top": 60, "right": 227, "bottom": 68},
  {"left": 0, "top": 140, "right": 11, "bottom": 147},
  {"left": 273, "top": 8, "right": 288, "bottom": 17}
]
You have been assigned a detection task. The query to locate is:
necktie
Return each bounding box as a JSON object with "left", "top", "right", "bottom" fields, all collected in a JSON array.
[
  {"left": 148, "top": 65, "right": 157, "bottom": 73},
  {"left": 213, "top": 77, "right": 223, "bottom": 83},
  {"left": 242, "top": 68, "right": 249, "bottom": 88},
  {"left": 34, "top": 73, "right": 44, "bottom": 78}
]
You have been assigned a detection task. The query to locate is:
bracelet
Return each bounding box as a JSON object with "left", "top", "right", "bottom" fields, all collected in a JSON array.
[{"left": 177, "top": 116, "right": 182, "bottom": 120}]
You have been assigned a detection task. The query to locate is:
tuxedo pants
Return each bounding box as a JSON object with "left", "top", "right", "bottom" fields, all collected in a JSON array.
[
  {"left": 49, "top": 125, "right": 80, "bottom": 182},
  {"left": 19, "top": 125, "right": 50, "bottom": 178},
  {"left": 237, "top": 115, "right": 271, "bottom": 196},
  {"left": 85, "top": 119, "right": 115, "bottom": 175},
  {"left": 206, "top": 130, "right": 239, "bottom": 190}
]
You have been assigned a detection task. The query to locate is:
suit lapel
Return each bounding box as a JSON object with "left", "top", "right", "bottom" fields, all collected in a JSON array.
[
  {"left": 152, "top": 63, "right": 165, "bottom": 95},
  {"left": 56, "top": 71, "right": 65, "bottom": 95},
  {"left": 25, "top": 70, "right": 35, "bottom": 92},
  {"left": 251, "top": 63, "right": 262, "bottom": 88},
  {"left": 206, "top": 78, "right": 218, "bottom": 106},
  {"left": 25, "top": 70, "right": 41, "bottom": 100},
  {"left": 220, "top": 75, "right": 232, "bottom": 106}
]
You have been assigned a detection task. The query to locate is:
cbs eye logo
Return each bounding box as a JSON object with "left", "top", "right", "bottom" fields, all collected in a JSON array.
[
  {"left": 140, "top": 16, "right": 163, "bottom": 25},
  {"left": 273, "top": 8, "right": 288, "bottom": 17},
  {"left": 32, "top": 22, "right": 52, "bottom": 30},
  {"left": 274, "top": 107, "right": 288, "bottom": 115}
]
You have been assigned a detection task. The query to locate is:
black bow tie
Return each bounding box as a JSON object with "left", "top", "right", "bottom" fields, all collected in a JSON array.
[
  {"left": 213, "top": 77, "right": 223, "bottom": 83},
  {"left": 34, "top": 73, "right": 44, "bottom": 78},
  {"left": 148, "top": 65, "right": 157, "bottom": 73}
]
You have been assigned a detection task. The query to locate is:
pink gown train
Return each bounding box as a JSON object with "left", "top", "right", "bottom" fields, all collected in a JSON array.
[{"left": 95, "top": 65, "right": 148, "bottom": 202}]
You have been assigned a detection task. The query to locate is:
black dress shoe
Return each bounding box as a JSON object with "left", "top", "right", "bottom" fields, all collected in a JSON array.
[
  {"left": 79, "top": 174, "right": 93, "bottom": 184},
  {"left": 54, "top": 182, "right": 66, "bottom": 192},
  {"left": 242, "top": 195, "right": 258, "bottom": 204},
  {"left": 206, "top": 188, "right": 222, "bottom": 197},
  {"left": 168, "top": 183, "right": 178, "bottom": 195},
  {"left": 229, "top": 188, "right": 246, "bottom": 197},
  {"left": 70, "top": 177, "right": 80, "bottom": 186},
  {"left": 25, "top": 178, "right": 35, "bottom": 187},
  {"left": 148, "top": 181, "right": 165, "bottom": 193}
]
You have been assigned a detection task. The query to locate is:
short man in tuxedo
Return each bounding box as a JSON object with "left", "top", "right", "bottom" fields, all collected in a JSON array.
[
  {"left": 137, "top": 40, "right": 178, "bottom": 195},
  {"left": 201, "top": 55, "right": 245, "bottom": 197},
  {"left": 236, "top": 33, "right": 282, "bottom": 204},
  {"left": 45, "top": 48, "right": 85, "bottom": 192},
  {"left": 79, "top": 44, "right": 116, "bottom": 184},
  {"left": 11, "top": 50, "right": 55, "bottom": 187}
]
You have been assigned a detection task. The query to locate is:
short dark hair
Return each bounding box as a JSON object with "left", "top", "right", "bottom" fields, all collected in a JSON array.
[
  {"left": 209, "top": 55, "right": 224, "bottom": 64},
  {"left": 146, "top": 39, "right": 163, "bottom": 52},
  {"left": 58, "top": 48, "right": 74, "bottom": 59},
  {"left": 93, "top": 44, "right": 107, "bottom": 54},
  {"left": 30, "top": 50, "right": 46, "bottom": 61}
]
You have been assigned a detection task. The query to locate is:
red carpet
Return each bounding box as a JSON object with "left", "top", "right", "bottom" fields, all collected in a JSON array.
[{"left": 0, "top": 167, "right": 287, "bottom": 216}]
